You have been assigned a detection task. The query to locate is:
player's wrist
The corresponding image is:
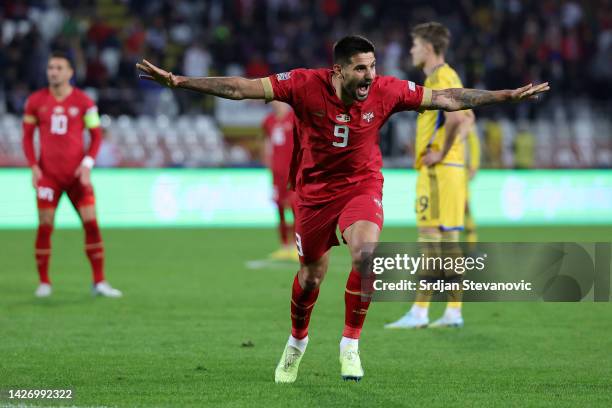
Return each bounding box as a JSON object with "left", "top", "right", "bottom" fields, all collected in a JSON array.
[
  {"left": 81, "top": 156, "right": 95, "bottom": 169},
  {"left": 174, "top": 75, "right": 187, "bottom": 88}
]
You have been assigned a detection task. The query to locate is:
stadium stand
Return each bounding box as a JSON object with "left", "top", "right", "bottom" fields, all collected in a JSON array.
[{"left": 1, "top": 0, "right": 610, "bottom": 167}]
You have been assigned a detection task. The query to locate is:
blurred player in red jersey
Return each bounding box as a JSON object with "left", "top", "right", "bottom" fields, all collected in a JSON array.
[
  {"left": 22, "top": 52, "right": 122, "bottom": 298},
  {"left": 137, "top": 36, "right": 549, "bottom": 382},
  {"left": 262, "top": 101, "right": 298, "bottom": 261}
]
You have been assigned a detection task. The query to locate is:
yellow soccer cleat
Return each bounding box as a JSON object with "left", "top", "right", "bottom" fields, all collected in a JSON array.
[
  {"left": 339, "top": 344, "right": 364, "bottom": 381},
  {"left": 269, "top": 247, "right": 289, "bottom": 260},
  {"left": 288, "top": 246, "right": 300, "bottom": 262},
  {"left": 274, "top": 344, "right": 304, "bottom": 383}
]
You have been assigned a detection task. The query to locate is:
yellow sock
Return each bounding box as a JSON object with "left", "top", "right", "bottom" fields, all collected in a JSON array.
[{"left": 447, "top": 301, "right": 462, "bottom": 309}]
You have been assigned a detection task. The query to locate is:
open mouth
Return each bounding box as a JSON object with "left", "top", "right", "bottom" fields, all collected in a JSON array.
[{"left": 357, "top": 83, "right": 371, "bottom": 98}]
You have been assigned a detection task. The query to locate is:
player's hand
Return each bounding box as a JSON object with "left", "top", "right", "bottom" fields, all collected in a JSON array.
[
  {"left": 31, "top": 165, "right": 42, "bottom": 188},
  {"left": 422, "top": 150, "right": 444, "bottom": 167},
  {"left": 136, "top": 59, "right": 180, "bottom": 88},
  {"left": 75, "top": 165, "right": 91, "bottom": 186},
  {"left": 509, "top": 83, "right": 550, "bottom": 101}
]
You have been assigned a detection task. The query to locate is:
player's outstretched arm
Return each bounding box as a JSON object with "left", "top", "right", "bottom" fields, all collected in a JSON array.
[
  {"left": 136, "top": 59, "right": 266, "bottom": 100},
  {"left": 424, "top": 83, "right": 550, "bottom": 111}
]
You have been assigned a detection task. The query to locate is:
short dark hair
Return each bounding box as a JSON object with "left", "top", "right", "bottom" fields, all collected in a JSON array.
[
  {"left": 411, "top": 22, "right": 451, "bottom": 55},
  {"left": 48, "top": 50, "right": 73, "bottom": 68},
  {"left": 333, "top": 35, "right": 375, "bottom": 65}
]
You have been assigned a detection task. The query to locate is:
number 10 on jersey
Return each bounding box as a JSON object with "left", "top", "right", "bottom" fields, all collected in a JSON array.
[
  {"left": 333, "top": 125, "right": 349, "bottom": 147},
  {"left": 50, "top": 114, "right": 68, "bottom": 135}
]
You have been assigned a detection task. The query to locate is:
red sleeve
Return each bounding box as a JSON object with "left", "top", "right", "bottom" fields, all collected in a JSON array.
[
  {"left": 80, "top": 91, "right": 103, "bottom": 158},
  {"left": 22, "top": 96, "right": 38, "bottom": 166},
  {"left": 267, "top": 69, "right": 310, "bottom": 105},
  {"left": 384, "top": 76, "right": 426, "bottom": 113},
  {"left": 22, "top": 123, "right": 37, "bottom": 166},
  {"left": 87, "top": 126, "right": 103, "bottom": 159}
]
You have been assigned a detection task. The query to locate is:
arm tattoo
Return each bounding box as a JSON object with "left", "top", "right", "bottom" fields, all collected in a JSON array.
[
  {"left": 432, "top": 88, "right": 509, "bottom": 111},
  {"left": 179, "top": 77, "right": 243, "bottom": 99}
]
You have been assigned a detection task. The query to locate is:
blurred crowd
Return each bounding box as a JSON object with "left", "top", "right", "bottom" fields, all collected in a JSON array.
[
  {"left": 1, "top": 0, "right": 610, "bottom": 168},
  {"left": 2, "top": 0, "right": 611, "bottom": 115}
]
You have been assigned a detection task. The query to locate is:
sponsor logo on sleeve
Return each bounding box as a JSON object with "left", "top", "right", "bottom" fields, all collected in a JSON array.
[
  {"left": 276, "top": 72, "right": 291, "bottom": 81},
  {"left": 408, "top": 81, "right": 416, "bottom": 91}
]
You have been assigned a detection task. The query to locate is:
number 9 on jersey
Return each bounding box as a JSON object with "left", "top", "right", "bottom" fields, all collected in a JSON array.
[{"left": 333, "top": 125, "right": 349, "bottom": 147}]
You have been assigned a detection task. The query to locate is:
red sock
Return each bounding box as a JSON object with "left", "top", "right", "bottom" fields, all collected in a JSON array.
[
  {"left": 83, "top": 220, "right": 105, "bottom": 284},
  {"left": 35, "top": 224, "right": 53, "bottom": 284},
  {"left": 343, "top": 268, "right": 373, "bottom": 339},
  {"left": 278, "top": 204, "right": 288, "bottom": 245},
  {"left": 290, "top": 274, "right": 319, "bottom": 339}
]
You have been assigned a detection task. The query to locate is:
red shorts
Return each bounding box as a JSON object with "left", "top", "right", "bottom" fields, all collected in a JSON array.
[
  {"left": 294, "top": 186, "right": 383, "bottom": 264},
  {"left": 36, "top": 176, "right": 96, "bottom": 209}
]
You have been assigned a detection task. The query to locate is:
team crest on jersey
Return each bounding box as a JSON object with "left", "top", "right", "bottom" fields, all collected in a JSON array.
[
  {"left": 336, "top": 114, "right": 351, "bottom": 123},
  {"left": 362, "top": 111, "right": 374, "bottom": 123},
  {"left": 54, "top": 106, "right": 64, "bottom": 114},
  {"left": 276, "top": 72, "right": 291, "bottom": 81},
  {"left": 68, "top": 106, "right": 80, "bottom": 117}
]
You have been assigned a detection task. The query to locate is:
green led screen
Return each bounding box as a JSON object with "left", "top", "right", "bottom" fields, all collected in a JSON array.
[{"left": 0, "top": 169, "right": 610, "bottom": 228}]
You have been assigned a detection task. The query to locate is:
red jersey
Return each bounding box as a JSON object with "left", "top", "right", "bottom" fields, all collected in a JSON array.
[
  {"left": 23, "top": 88, "right": 100, "bottom": 186},
  {"left": 263, "top": 68, "right": 426, "bottom": 204},
  {"left": 262, "top": 110, "right": 295, "bottom": 177}
]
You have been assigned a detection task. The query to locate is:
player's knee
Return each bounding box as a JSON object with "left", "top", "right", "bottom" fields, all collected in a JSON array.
[
  {"left": 350, "top": 244, "right": 375, "bottom": 270},
  {"left": 299, "top": 264, "right": 326, "bottom": 290},
  {"left": 302, "top": 275, "right": 322, "bottom": 290},
  {"left": 78, "top": 205, "right": 97, "bottom": 222},
  {"left": 441, "top": 230, "right": 460, "bottom": 242},
  {"left": 419, "top": 226, "right": 440, "bottom": 236},
  {"left": 299, "top": 268, "right": 323, "bottom": 290},
  {"left": 38, "top": 210, "right": 55, "bottom": 226}
]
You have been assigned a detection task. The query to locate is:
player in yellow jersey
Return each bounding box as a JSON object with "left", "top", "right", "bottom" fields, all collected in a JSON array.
[
  {"left": 386, "top": 22, "right": 475, "bottom": 329},
  {"left": 464, "top": 126, "right": 480, "bottom": 247}
]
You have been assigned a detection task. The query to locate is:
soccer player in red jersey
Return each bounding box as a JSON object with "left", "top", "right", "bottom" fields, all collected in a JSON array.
[
  {"left": 137, "top": 36, "right": 548, "bottom": 382},
  {"left": 262, "top": 101, "right": 298, "bottom": 261},
  {"left": 22, "top": 51, "right": 122, "bottom": 298}
]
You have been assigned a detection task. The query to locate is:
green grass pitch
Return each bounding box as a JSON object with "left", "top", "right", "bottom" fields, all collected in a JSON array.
[{"left": 1, "top": 226, "right": 611, "bottom": 407}]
